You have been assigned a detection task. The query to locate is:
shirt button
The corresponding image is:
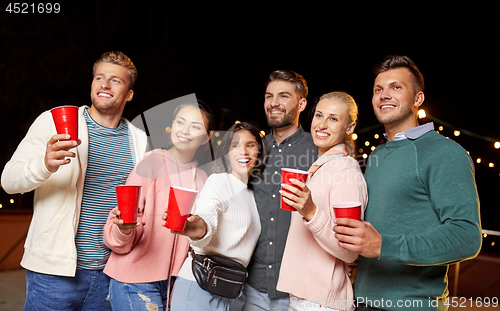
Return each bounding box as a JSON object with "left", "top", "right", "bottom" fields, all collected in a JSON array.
[
  {"left": 270, "top": 218, "right": 274, "bottom": 221},
  {"left": 278, "top": 149, "right": 282, "bottom": 152},
  {"left": 269, "top": 241, "right": 273, "bottom": 245},
  {"left": 274, "top": 171, "right": 278, "bottom": 174},
  {"left": 269, "top": 265, "right": 273, "bottom": 269},
  {"left": 272, "top": 194, "right": 276, "bottom": 198},
  {"left": 288, "top": 144, "right": 291, "bottom": 147}
]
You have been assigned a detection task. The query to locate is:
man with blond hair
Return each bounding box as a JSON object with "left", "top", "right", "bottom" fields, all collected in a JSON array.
[{"left": 2, "top": 51, "right": 148, "bottom": 310}]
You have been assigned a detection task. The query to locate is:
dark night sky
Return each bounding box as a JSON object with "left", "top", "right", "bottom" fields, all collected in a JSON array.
[{"left": 1, "top": 3, "right": 499, "bottom": 231}]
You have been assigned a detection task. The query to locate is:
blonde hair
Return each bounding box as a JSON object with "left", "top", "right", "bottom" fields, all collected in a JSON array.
[
  {"left": 317, "top": 91, "right": 358, "bottom": 157},
  {"left": 93, "top": 51, "right": 137, "bottom": 89}
]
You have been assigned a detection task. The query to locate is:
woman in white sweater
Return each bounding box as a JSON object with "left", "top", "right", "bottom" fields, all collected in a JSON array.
[{"left": 170, "top": 122, "right": 267, "bottom": 311}]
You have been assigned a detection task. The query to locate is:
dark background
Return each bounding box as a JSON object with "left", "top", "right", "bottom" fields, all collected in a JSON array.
[{"left": 1, "top": 3, "right": 499, "bottom": 250}]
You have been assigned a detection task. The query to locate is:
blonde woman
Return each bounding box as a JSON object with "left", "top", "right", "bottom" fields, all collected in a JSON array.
[{"left": 277, "top": 92, "right": 368, "bottom": 311}]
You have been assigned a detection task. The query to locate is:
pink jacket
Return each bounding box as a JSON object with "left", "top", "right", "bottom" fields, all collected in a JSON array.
[
  {"left": 103, "top": 149, "right": 207, "bottom": 283},
  {"left": 277, "top": 146, "right": 367, "bottom": 310}
]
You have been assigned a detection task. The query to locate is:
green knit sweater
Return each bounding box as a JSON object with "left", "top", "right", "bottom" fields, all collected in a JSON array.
[{"left": 354, "top": 131, "right": 482, "bottom": 311}]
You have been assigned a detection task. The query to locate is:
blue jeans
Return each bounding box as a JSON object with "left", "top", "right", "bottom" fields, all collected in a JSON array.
[
  {"left": 24, "top": 269, "right": 111, "bottom": 311},
  {"left": 171, "top": 277, "right": 245, "bottom": 311},
  {"left": 241, "top": 283, "right": 289, "bottom": 311},
  {"left": 109, "top": 278, "right": 170, "bottom": 311}
]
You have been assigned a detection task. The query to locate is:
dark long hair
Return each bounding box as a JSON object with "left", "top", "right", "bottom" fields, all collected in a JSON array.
[
  {"left": 212, "top": 122, "right": 267, "bottom": 180},
  {"left": 171, "top": 99, "right": 216, "bottom": 166}
]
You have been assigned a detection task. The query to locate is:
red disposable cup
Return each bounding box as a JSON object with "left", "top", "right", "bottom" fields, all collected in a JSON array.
[
  {"left": 166, "top": 186, "right": 198, "bottom": 231},
  {"left": 51, "top": 105, "right": 79, "bottom": 141},
  {"left": 280, "top": 168, "right": 309, "bottom": 211},
  {"left": 332, "top": 202, "right": 362, "bottom": 220},
  {"left": 115, "top": 185, "right": 141, "bottom": 224}
]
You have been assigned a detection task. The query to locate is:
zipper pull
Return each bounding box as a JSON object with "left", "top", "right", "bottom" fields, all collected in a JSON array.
[{"left": 213, "top": 277, "right": 217, "bottom": 287}]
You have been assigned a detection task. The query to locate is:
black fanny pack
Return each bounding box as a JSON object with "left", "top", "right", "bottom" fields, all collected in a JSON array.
[{"left": 191, "top": 250, "right": 247, "bottom": 299}]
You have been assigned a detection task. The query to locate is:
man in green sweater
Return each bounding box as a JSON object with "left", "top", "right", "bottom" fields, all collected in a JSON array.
[{"left": 334, "top": 55, "right": 482, "bottom": 311}]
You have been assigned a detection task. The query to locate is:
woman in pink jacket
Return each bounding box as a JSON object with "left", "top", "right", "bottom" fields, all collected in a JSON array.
[
  {"left": 278, "top": 92, "right": 368, "bottom": 311},
  {"left": 103, "top": 100, "right": 214, "bottom": 311}
]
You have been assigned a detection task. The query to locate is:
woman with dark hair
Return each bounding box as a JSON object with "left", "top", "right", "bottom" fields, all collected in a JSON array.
[
  {"left": 103, "top": 100, "right": 214, "bottom": 311},
  {"left": 171, "top": 122, "right": 267, "bottom": 311}
]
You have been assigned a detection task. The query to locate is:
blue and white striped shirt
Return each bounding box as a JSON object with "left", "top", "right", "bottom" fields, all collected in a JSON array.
[{"left": 75, "top": 109, "right": 136, "bottom": 270}]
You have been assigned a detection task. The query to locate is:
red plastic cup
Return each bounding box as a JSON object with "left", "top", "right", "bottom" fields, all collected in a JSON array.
[
  {"left": 332, "top": 202, "right": 362, "bottom": 220},
  {"left": 280, "top": 168, "right": 309, "bottom": 211},
  {"left": 115, "top": 185, "right": 142, "bottom": 224},
  {"left": 166, "top": 186, "right": 198, "bottom": 231},
  {"left": 51, "top": 105, "right": 79, "bottom": 141}
]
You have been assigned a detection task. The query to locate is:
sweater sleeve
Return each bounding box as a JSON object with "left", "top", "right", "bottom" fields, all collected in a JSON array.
[
  {"left": 190, "top": 175, "right": 228, "bottom": 248},
  {"left": 305, "top": 164, "right": 367, "bottom": 264},
  {"left": 103, "top": 165, "right": 150, "bottom": 253},
  {"left": 1, "top": 111, "right": 54, "bottom": 194},
  {"left": 380, "top": 143, "right": 482, "bottom": 265}
]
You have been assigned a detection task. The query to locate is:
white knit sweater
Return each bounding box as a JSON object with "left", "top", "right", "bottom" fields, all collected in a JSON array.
[{"left": 177, "top": 173, "right": 261, "bottom": 281}]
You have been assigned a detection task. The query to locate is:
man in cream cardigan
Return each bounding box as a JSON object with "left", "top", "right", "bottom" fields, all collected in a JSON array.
[{"left": 1, "top": 51, "right": 148, "bottom": 310}]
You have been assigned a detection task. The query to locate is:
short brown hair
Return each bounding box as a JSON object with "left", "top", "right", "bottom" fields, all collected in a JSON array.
[
  {"left": 93, "top": 51, "right": 138, "bottom": 89},
  {"left": 266, "top": 69, "right": 308, "bottom": 99},
  {"left": 373, "top": 55, "right": 424, "bottom": 93}
]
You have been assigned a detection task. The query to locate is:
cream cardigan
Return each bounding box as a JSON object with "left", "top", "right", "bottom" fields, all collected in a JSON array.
[{"left": 1, "top": 106, "right": 147, "bottom": 277}]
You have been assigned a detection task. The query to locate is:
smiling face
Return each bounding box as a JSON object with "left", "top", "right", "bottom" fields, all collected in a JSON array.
[
  {"left": 227, "top": 130, "right": 260, "bottom": 183},
  {"left": 90, "top": 62, "right": 134, "bottom": 116},
  {"left": 372, "top": 67, "right": 424, "bottom": 134},
  {"left": 169, "top": 105, "right": 210, "bottom": 161},
  {"left": 311, "top": 99, "right": 355, "bottom": 156},
  {"left": 264, "top": 80, "right": 306, "bottom": 129}
]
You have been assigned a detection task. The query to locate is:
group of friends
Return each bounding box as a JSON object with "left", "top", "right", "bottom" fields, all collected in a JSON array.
[{"left": 1, "top": 51, "right": 482, "bottom": 311}]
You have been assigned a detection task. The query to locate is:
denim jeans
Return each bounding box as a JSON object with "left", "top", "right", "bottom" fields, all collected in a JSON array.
[
  {"left": 242, "top": 283, "right": 289, "bottom": 311},
  {"left": 24, "top": 269, "right": 111, "bottom": 311},
  {"left": 108, "top": 278, "right": 170, "bottom": 311},
  {"left": 171, "top": 277, "right": 245, "bottom": 311},
  {"left": 289, "top": 295, "right": 342, "bottom": 311}
]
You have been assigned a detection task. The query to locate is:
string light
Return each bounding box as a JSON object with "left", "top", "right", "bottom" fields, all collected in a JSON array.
[
  {"left": 418, "top": 109, "right": 426, "bottom": 119},
  {"left": 353, "top": 113, "right": 499, "bottom": 176}
]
